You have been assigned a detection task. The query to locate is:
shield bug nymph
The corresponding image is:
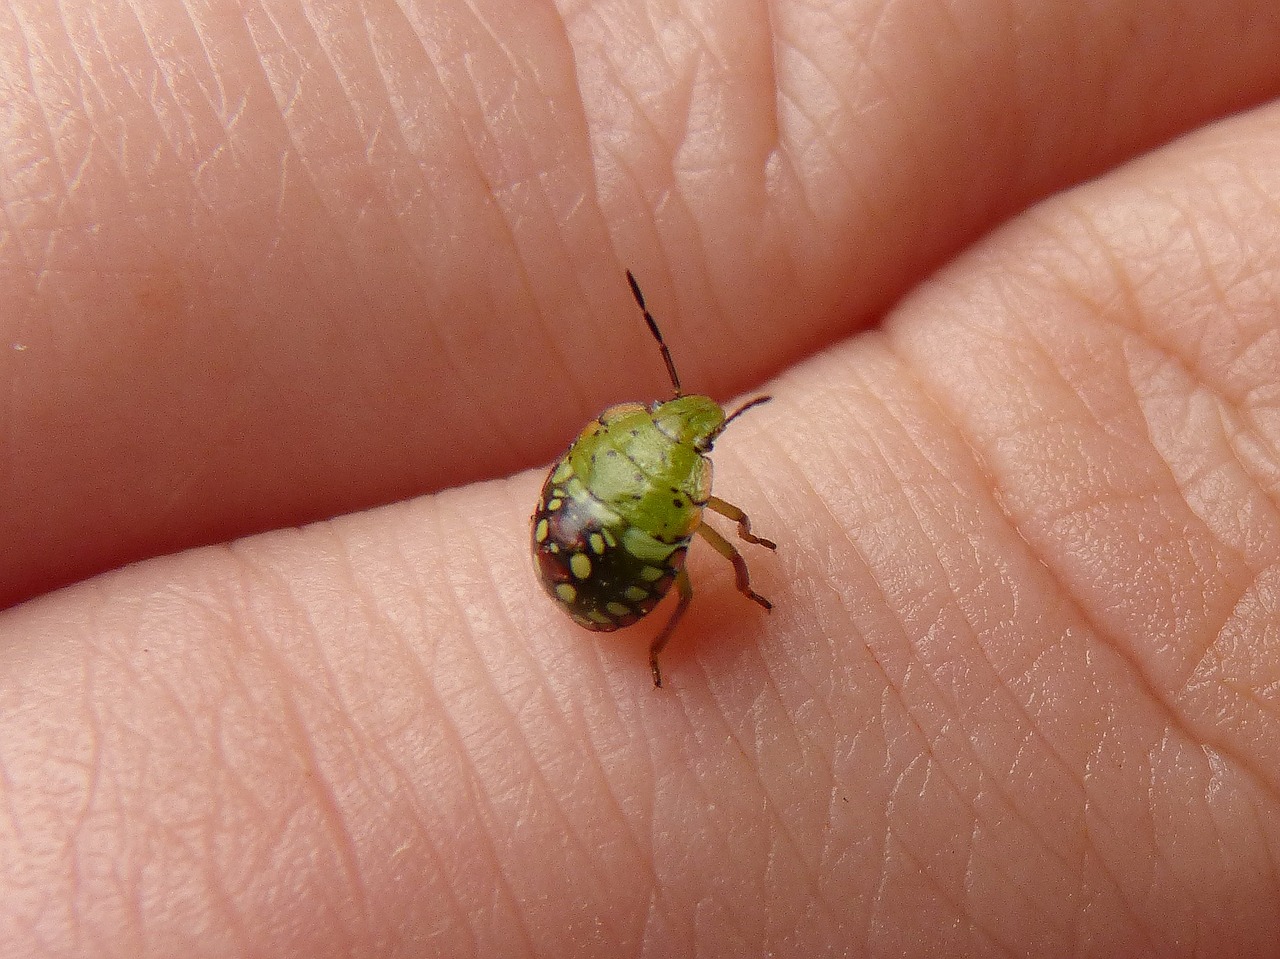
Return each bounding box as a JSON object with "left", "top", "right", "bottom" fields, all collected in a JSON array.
[{"left": 531, "top": 271, "right": 775, "bottom": 687}]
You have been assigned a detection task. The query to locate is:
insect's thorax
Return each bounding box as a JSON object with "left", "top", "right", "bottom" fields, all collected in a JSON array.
[{"left": 568, "top": 401, "right": 714, "bottom": 544}]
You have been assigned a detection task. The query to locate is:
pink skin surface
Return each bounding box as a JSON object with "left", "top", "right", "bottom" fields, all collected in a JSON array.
[{"left": 4, "top": 0, "right": 1280, "bottom": 956}]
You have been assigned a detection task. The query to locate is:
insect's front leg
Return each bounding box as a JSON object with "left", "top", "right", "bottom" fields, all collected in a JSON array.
[
  {"left": 705, "top": 495, "right": 776, "bottom": 550},
  {"left": 695, "top": 521, "right": 772, "bottom": 611}
]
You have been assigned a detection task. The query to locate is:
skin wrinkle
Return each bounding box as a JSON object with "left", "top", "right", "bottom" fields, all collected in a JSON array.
[
  {"left": 71, "top": 9, "right": 124, "bottom": 157},
  {"left": 1145, "top": 378, "right": 1277, "bottom": 555},
  {"left": 356, "top": 521, "right": 488, "bottom": 959},
  {"left": 845, "top": 430, "right": 1089, "bottom": 902},
  {"left": 623, "top": 694, "right": 671, "bottom": 952},
  {"left": 739, "top": 427, "right": 842, "bottom": 740},
  {"left": 124, "top": 0, "right": 210, "bottom": 159},
  {"left": 222, "top": 550, "right": 373, "bottom": 952},
  {"left": 409, "top": 10, "right": 525, "bottom": 233},
  {"left": 9, "top": 7, "right": 71, "bottom": 288},
  {"left": 737, "top": 440, "right": 885, "bottom": 942},
  {"left": 560, "top": 717, "right": 663, "bottom": 949},
  {"left": 857, "top": 0, "right": 899, "bottom": 61},
  {"left": 844, "top": 338, "right": 1262, "bottom": 941},
  {"left": 960, "top": 809, "right": 1031, "bottom": 950},
  {"left": 1067, "top": 835, "right": 1090, "bottom": 959},
  {"left": 1178, "top": 598, "right": 1280, "bottom": 786},
  {"left": 1078, "top": 809, "right": 1163, "bottom": 956},
  {"left": 1198, "top": 747, "right": 1236, "bottom": 871},
  {"left": 27, "top": 1, "right": 96, "bottom": 205},
  {"left": 758, "top": 0, "right": 781, "bottom": 150},
  {"left": 984, "top": 241, "right": 1280, "bottom": 745},
  {"left": 297, "top": 0, "right": 418, "bottom": 253},
  {"left": 1078, "top": 728, "right": 1178, "bottom": 954},
  {"left": 457, "top": 0, "right": 528, "bottom": 77},
  {"left": 356, "top": 9, "right": 545, "bottom": 436},
  {"left": 1180, "top": 191, "right": 1242, "bottom": 314},
  {"left": 775, "top": 405, "right": 1006, "bottom": 935},
  {"left": 468, "top": 486, "right": 660, "bottom": 896},
  {"left": 881, "top": 765, "right": 1014, "bottom": 958},
  {"left": 775, "top": 57, "right": 875, "bottom": 231},
  {"left": 588, "top": 15, "right": 760, "bottom": 360},
  {"left": 1221, "top": 747, "right": 1280, "bottom": 894},
  {"left": 752, "top": 728, "right": 848, "bottom": 940},
  {"left": 1122, "top": 387, "right": 1265, "bottom": 658},
  {"left": 766, "top": 87, "right": 831, "bottom": 235},
  {"left": 394, "top": 3, "right": 604, "bottom": 437},
  {"left": 1238, "top": 339, "right": 1280, "bottom": 419},
  {"left": 666, "top": 17, "right": 777, "bottom": 335},
  {"left": 641, "top": 705, "right": 728, "bottom": 947},
  {"left": 312, "top": 521, "right": 376, "bottom": 632},
  {"left": 693, "top": 663, "right": 845, "bottom": 941},
  {"left": 424, "top": 504, "right": 558, "bottom": 957},
  {"left": 440, "top": 501, "right": 651, "bottom": 940},
  {"left": 1138, "top": 736, "right": 1192, "bottom": 953},
  {"left": 264, "top": 2, "right": 548, "bottom": 473},
  {"left": 620, "top": 57, "right": 703, "bottom": 295},
  {"left": 1189, "top": 751, "right": 1264, "bottom": 916},
  {"left": 973, "top": 305, "right": 1225, "bottom": 564},
  {"left": 93, "top": 631, "right": 254, "bottom": 948},
  {"left": 68, "top": 652, "right": 106, "bottom": 949},
  {"left": 187, "top": 665, "right": 260, "bottom": 959},
  {"left": 654, "top": 740, "right": 739, "bottom": 952},
  {"left": 277, "top": 511, "right": 446, "bottom": 936},
  {"left": 226, "top": 581, "right": 355, "bottom": 937},
  {"left": 670, "top": 691, "right": 768, "bottom": 937},
  {"left": 1044, "top": 183, "right": 1280, "bottom": 420}
]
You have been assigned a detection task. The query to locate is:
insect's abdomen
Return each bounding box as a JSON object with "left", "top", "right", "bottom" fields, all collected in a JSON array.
[{"left": 532, "top": 461, "right": 689, "bottom": 631}]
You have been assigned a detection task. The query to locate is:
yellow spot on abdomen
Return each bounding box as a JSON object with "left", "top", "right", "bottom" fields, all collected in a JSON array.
[
  {"left": 570, "top": 553, "right": 592, "bottom": 579},
  {"left": 555, "top": 583, "right": 577, "bottom": 603},
  {"left": 535, "top": 519, "right": 549, "bottom": 542}
]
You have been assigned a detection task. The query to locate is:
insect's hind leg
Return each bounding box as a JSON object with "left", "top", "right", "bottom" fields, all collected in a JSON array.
[
  {"left": 649, "top": 568, "right": 693, "bottom": 688},
  {"left": 706, "top": 496, "right": 777, "bottom": 550},
  {"left": 696, "top": 521, "right": 772, "bottom": 611}
]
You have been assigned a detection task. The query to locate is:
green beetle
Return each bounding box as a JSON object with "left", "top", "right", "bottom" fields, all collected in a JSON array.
[{"left": 532, "top": 271, "right": 775, "bottom": 687}]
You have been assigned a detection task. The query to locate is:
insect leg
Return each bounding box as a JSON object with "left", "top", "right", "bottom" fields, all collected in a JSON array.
[
  {"left": 695, "top": 521, "right": 772, "bottom": 610},
  {"left": 649, "top": 567, "right": 693, "bottom": 688},
  {"left": 705, "top": 496, "right": 777, "bottom": 550}
]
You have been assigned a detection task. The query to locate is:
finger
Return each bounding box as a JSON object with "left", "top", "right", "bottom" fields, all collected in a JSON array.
[
  {"left": 5, "top": 98, "right": 1280, "bottom": 955},
  {"left": 6, "top": 0, "right": 1280, "bottom": 608}
]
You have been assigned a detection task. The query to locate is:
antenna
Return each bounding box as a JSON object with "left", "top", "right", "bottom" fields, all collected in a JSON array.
[{"left": 626, "top": 270, "right": 682, "bottom": 396}]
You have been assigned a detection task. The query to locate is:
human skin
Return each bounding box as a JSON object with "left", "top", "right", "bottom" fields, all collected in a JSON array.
[{"left": 4, "top": 0, "right": 1280, "bottom": 956}]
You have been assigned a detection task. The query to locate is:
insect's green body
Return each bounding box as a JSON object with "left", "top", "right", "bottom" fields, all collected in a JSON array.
[
  {"left": 532, "top": 272, "right": 775, "bottom": 687},
  {"left": 532, "top": 398, "right": 719, "bottom": 631},
  {"left": 570, "top": 396, "right": 721, "bottom": 543}
]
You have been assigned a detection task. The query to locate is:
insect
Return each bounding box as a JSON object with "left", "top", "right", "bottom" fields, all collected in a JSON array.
[{"left": 531, "top": 270, "right": 776, "bottom": 687}]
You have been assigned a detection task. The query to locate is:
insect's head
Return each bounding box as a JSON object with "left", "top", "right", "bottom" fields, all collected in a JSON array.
[{"left": 652, "top": 394, "right": 726, "bottom": 450}]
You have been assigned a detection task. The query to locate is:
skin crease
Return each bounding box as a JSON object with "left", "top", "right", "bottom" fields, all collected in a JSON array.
[{"left": 3, "top": 0, "right": 1280, "bottom": 956}]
